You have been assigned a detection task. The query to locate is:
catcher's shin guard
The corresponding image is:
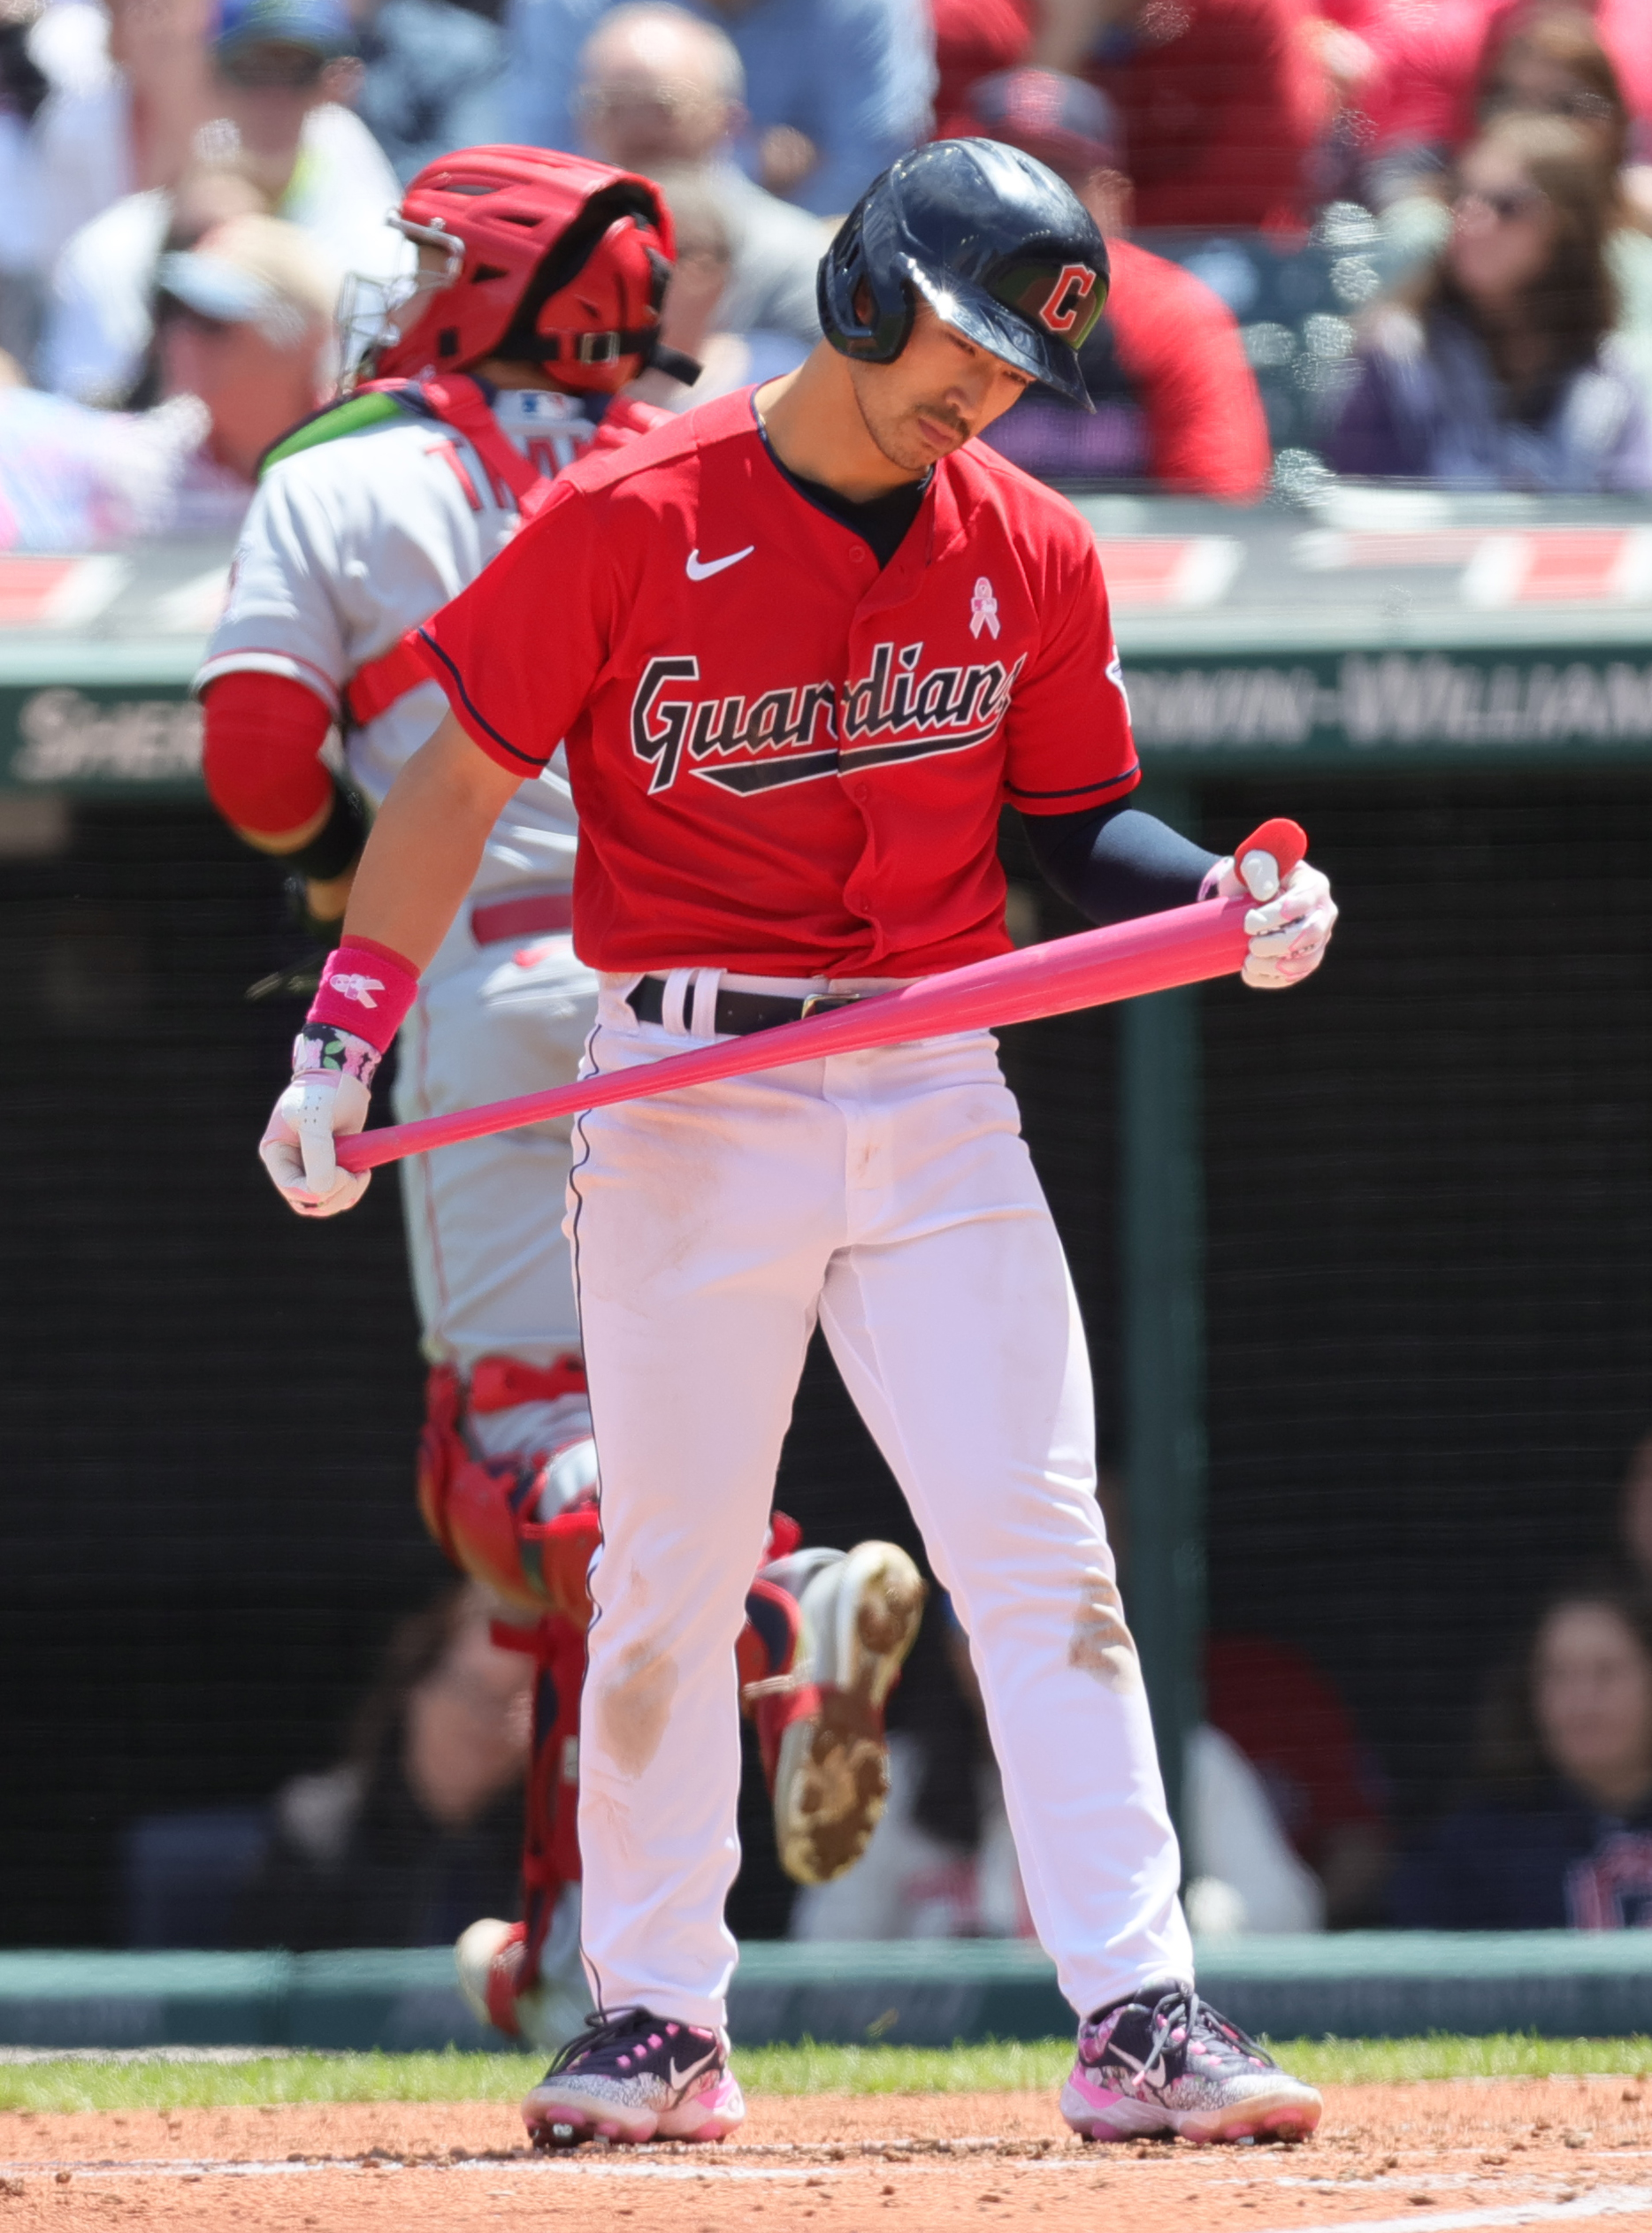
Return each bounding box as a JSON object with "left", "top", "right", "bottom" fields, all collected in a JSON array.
[
  {"left": 740, "top": 1576, "right": 803, "bottom": 1787},
  {"left": 481, "top": 1582, "right": 792, "bottom": 2009},
  {"left": 419, "top": 1357, "right": 597, "bottom": 2025},
  {"left": 417, "top": 1359, "right": 601, "bottom": 1619},
  {"left": 489, "top": 1608, "right": 585, "bottom": 1991}
]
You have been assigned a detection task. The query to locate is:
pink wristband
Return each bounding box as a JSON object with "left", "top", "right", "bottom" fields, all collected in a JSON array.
[{"left": 306, "top": 937, "right": 419, "bottom": 1054}]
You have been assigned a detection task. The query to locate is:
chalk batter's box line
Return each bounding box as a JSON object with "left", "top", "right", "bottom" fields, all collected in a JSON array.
[{"left": 5, "top": 2154, "right": 1651, "bottom": 2223}]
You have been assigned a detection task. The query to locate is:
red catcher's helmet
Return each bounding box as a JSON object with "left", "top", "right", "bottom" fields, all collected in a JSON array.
[{"left": 365, "top": 144, "right": 678, "bottom": 391}]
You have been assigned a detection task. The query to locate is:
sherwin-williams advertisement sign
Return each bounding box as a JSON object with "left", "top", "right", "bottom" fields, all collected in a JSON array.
[
  {"left": 1125, "top": 652, "right": 1652, "bottom": 760},
  {"left": 7, "top": 650, "right": 1652, "bottom": 796}
]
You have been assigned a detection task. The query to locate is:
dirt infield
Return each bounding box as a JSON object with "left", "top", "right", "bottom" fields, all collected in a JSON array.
[{"left": 4, "top": 2077, "right": 1652, "bottom": 2230}]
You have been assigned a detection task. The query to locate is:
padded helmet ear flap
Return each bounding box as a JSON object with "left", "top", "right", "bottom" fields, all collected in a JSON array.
[
  {"left": 817, "top": 172, "right": 916, "bottom": 364},
  {"left": 497, "top": 186, "right": 676, "bottom": 388}
]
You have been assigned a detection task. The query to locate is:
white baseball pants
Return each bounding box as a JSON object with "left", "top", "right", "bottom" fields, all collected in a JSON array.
[
  {"left": 394, "top": 922, "right": 596, "bottom": 1377},
  {"left": 568, "top": 983, "right": 1193, "bottom": 2029}
]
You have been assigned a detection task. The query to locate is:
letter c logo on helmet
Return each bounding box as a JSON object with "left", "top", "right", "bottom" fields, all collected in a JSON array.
[
  {"left": 816, "top": 139, "right": 1110, "bottom": 413},
  {"left": 1038, "top": 262, "right": 1098, "bottom": 336}
]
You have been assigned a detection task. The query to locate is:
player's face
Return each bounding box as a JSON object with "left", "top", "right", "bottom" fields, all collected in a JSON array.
[
  {"left": 161, "top": 313, "right": 325, "bottom": 479},
  {"left": 847, "top": 303, "right": 1036, "bottom": 475},
  {"left": 388, "top": 240, "right": 464, "bottom": 350}
]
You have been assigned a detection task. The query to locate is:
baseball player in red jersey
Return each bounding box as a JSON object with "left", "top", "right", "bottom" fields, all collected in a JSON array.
[
  {"left": 259, "top": 137, "right": 1338, "bottom": 2145},
  {"left": 202, "top": 146, "right": 925, "bottom": 2052}
]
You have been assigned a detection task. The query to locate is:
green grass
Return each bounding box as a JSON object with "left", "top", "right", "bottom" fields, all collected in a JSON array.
[
  {"left": 0, "top": 2053, "right": 540, "bottom": 2116},
  {"left": 1277, "top": 2035, "right": 1652, "bottom": 2086},
  {"left": 4, "top": 2034, "right": 1652, "bottom": 2114},
  {"left": 741, "top": 2040, "right": 1074, "bottom": 2096}
]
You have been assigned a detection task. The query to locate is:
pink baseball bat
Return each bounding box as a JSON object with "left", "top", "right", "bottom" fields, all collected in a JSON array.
[{"left": 337, "top": 818, "right": 1307, "bottom": 1176}]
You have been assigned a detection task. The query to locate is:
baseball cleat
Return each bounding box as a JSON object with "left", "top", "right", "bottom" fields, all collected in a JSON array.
[
  {"left": 769, "top": 1541, "right": 926, "bottom": 1885},
  {"left": 1060, "top": 1984, "right": 1322, "bottom": 2145},
  {"left": 523, "top": 2005, "right": 745, "bottom": 2147}
]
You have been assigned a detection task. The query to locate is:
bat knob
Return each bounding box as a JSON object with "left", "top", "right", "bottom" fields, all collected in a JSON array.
[{"left": 1233, "top": 817, "right": 1308, "bottom": 904}]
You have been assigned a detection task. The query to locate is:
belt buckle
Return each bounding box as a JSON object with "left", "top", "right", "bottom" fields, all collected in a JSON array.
[{"left": 799, "top": 991, "right": 863, "bottom": 1021}]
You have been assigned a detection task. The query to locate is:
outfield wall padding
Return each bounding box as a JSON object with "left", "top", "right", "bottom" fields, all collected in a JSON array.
[{"left": 1, "top": 1937, "right": 1651, "bottom": 2051}]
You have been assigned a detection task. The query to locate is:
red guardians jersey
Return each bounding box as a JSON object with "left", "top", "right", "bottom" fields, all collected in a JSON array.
[{"left": 420, "top": 387, "right": 1139, "bottom": 978}]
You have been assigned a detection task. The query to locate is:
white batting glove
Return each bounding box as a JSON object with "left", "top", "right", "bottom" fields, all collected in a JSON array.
[
  {"left": 258, "top": 1026, "right": 378, "bottom": 1217},
  {"left": 1205, "top": 854, "right": 1338, "bottom": 990}
]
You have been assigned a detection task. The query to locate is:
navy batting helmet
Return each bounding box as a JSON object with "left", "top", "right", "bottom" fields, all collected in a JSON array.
[{"left": 817, "top": 138, "right": 1109, "bottom": 412}]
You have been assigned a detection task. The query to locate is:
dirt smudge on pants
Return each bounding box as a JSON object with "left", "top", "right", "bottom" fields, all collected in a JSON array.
[{"left": 594, "top": 1638, "right": 678, "bottom": 1777}]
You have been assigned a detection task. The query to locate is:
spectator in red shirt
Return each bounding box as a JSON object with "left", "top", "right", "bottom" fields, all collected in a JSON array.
[
  {"left": 1205, "top": 1634, "right": 1391, "bottom": 1926},
  {"left": 1479, "top": 7, "right": 1635, "bottom": 165},
  {"left": 1474, "top": 7, "right": 1652, "bottom": 229},
  {"left": 1097, "top": 1468, "right": 1391, "bottom": 1928},
  {"left": 929, "top": 0, "right": 1032, "bottom": 131},
  {"left": 1365, "top": 1, "right": 1652, "bottom": 207},
  {"left": 1070, "top": 0, "right": 1330, "bottom": 233},
  {"left": 949, "top": 67, "right": 1271, "bottom": 497}
]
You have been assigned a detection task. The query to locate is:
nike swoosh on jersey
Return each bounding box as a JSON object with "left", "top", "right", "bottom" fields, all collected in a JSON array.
[
  {"left": 685, "top": 545, "right": 755, "bottom": 580},
  {"left": 666, "top": 2046, "right": 720, "bottom": 2099}
]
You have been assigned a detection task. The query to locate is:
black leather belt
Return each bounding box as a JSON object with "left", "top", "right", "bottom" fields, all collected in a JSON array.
[{"left": 629, "top": 975, "right": 865, "bottom": 1036}]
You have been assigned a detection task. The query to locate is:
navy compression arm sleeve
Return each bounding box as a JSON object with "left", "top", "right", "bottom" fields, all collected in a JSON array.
[{"left": 1021, "top": 802, "right": 1220, "bottom": 928}]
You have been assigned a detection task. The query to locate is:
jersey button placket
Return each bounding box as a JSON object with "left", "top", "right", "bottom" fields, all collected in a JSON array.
[
  {"left": 842, "top": 583, "right": 906, "bottom": 951},
  {"left": 844, "top": 777, "right": 876, "bottom": 921}
]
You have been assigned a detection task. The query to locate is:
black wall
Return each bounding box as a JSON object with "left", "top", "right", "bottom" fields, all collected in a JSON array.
[
  {"left": 1200, "top": 772, "right": 1652, "bottom": 1826},
  {"left": 1, "top": 806, "right": 432, "bottom": 1942}
]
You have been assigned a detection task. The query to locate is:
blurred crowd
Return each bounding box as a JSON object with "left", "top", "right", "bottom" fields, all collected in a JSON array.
[{"left": 0, "top": 0, "right": 1649, "bottom": 543}]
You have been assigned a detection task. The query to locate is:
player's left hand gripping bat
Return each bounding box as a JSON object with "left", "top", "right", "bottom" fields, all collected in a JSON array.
[{"left": 336, "top": 819, "right": 1307, "bottom": 1176}]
